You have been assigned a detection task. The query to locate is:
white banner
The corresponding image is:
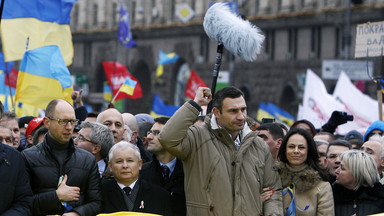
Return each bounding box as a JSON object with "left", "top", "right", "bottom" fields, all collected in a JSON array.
[
  {"left": 333, "top": 71, "right": 382, "bottom": 134},
  {"left": 300, "top": 69, "right": 344, "bottom": 129},
  {"left": 299, "top": 69, "right": 383, "bottom": 135}
]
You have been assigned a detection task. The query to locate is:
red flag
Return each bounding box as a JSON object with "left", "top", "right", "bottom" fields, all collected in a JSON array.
[
  {"left": 5, "top": 68, "right": 18, "bottom": 88},
  {"left": 185, "top": 70, "right": 207, "bottom": 99},
  {"left": 102, "top": 61, "right": 143, "bottom": 100}
]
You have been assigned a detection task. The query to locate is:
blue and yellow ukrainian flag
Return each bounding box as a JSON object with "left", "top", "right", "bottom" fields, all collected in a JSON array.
[
  {"left": 118, "top": 77, "right": 137, "bottom": 96},
  {"left": 256, "top": 102, "right": 275, "bottom": 123},
  {"left": 156, "top": 50, "right": 179, "bottom": 77},
  {"left": 158, "top": 50, "right": 179, "bottom": 65},
  {"left": 150, "top": 94, "right": 180, "bottom": 118},
  {"left": 0, "top": 0, "right": 77, "bottom": 66},
  {"left": 15, "top": 45, "right": 73, "bottom": 109},
  {"left": 267, "top": 103, "right": 295, "bottom": 126},
  {"left": 104, "top": 81, "right": 113, "bottom": 102}
]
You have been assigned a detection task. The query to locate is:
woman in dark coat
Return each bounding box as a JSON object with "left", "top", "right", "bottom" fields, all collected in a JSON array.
[{"left": 333, "top": 150, "right": 384, "bottom": 216}]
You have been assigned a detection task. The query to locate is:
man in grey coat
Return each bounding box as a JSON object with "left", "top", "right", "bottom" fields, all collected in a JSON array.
[{"left": 159, "top": 86, "right": 283, "bottom": 216}]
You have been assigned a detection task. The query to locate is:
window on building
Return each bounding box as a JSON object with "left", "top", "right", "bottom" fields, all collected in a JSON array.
[
  {"left": 171, "top": 0, "right": 175, "bottom": 21},
  {"left": 131, "top": 1, "right": 136, "bottom": 25},
  {"left": 84, "top": 42, "right": 92, "bottom": 66},
  {"left": 288, "top": 28, "right": 298, "bottom": 59},
  {"left": 301, "top": 0, "right": 305, "bottom": 9},
  {"left": 191, "top": 0, "right": 196, "bottom": 10},
  {"left": 310, "top": 26, "right": 321, "bottom": 59},
  {"left": 93, "top": 4, "right": 98, "bottom": 26},
  {"left": 265, "top": 30, "right": 275, "bottom": 60},
  {"left": 335, "top": 27, "right": 341, "bottom": 58},
  {"left": 72, "top": 4, "right": 79, "bottom": 29},
  {"left": 200, "top": 35, "right": 209, "bottom": 63},
  {"left": 278, "top": 0, "right": 282, "bottom": 11},
  {"left": 255, "top": 0, "right": 260, "bottom": 13},
  {"left": 112, "top": 2, "right": 118, "bottom": 26}
]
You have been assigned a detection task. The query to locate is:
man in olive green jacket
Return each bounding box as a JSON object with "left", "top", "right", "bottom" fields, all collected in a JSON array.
[{"left": 159, "top": 86, "right": 283, "bottom": 216}]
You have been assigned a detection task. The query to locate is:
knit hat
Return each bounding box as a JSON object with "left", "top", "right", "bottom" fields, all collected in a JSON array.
[
  {"left": 135, "top": 113, "right": 155, "bottom": 124},
  {"left": 25, "top": 117, "right": 44, "bottom": 138},
  {"left": 344, "top": 130, "right": 363, "bottom": 142}
]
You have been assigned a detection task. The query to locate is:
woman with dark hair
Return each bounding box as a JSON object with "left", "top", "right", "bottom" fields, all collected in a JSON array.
[{"left": 277, "top": 128, "right": 334, "bottom": 215}]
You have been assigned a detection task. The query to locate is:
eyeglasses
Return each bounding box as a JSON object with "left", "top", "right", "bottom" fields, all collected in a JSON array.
[
  {"left": 48, "top": 117, "right": 79, "bottom": 126},
  {"left": 147, "top": 130, "right": 160, "bottom": 136},
  {"left": 75, "top": 134, "right": 96, "bottom": 144}
]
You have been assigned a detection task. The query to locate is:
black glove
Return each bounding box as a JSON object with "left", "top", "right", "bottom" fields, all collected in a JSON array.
[{"left": 321, "top": 111, "right": 353, "bottom": 133}]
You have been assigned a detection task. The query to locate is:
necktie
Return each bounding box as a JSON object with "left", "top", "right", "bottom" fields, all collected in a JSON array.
[
  {"left": 123, "top": 186, "right": 134, "bottom": 210},
  {"left": 123, "top": 186, "right": 131, "bottom": 196},
  {"left": 162, "top": 165, "right": 170, "bottom": 181}
]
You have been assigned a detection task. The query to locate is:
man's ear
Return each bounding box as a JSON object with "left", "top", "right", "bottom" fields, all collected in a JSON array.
[
  {"left": 27, "top": 135, "right": 33, "bottom": 144},
  {"left": 276, "top": 138, "right": 283, "bottom": 149},
  {"left": 212, "top": 107, "right": 220, "bottom": 117},
  {"left": 43, "top": 117, "right": 50, "bottom": 129}
]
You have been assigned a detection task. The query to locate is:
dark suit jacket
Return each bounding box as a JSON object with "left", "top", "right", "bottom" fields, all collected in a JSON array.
[
  {"left": 102, "top": 177, "right": 173, "bottom": 216},
  {"left": 141, "top": 157, "right": 186, "bottom": 216}
]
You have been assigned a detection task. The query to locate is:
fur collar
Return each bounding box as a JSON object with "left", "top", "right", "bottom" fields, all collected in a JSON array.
[{"left": 278, "top": 162, "right": 322, "bottom": 193}]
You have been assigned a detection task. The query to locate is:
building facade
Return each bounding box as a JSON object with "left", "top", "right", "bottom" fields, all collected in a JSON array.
[{"left": 69, "top": 0, "right": 384, "bottom": 119}]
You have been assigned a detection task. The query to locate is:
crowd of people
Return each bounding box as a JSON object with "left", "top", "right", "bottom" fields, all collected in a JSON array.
[{"left": 1, "top": 86, "right": 384, "bottom": 216}]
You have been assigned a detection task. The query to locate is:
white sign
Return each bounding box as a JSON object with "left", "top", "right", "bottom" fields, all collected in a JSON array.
[
  {"left": 322, "top": 60, "right": 373, "bottom": 80},
  {"left": 355, "top": 21, "right": 384, "bottom": 58},
  {"left": 218, "top": 71, "right": 230, "bottom": 83},
  {"left": 175, "top": 3, "right": 194, "bottom": 23}
]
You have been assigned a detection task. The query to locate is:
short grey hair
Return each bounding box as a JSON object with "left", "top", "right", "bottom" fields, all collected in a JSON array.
[
  {"left": 80, "top": 121, "right": 114, "bottom": 159},
  {"left": 340, "top": 150, "right": 379, "bottom": 189},
  {"left": 108, "top": 141, "right": 141, "bottom": 162},
  {"left": 1, "top": 111, "right": 17, "bottom": 121},
  {"left": 368, "top": 134, "right": 384, "bottom": 159}
]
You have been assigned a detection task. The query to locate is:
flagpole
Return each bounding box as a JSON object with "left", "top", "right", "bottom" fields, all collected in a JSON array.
[
  {"left": 4, "top": 64, "right": 15, "bottom": 111},
  {"left": 111, "top": 90, "right": 121, "bottom": 104},
  {"left": 0, "top": 0, "right": 5, "bottom": 24}
]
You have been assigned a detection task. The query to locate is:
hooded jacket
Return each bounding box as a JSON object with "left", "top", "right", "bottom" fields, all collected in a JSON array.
[
  {"left": 278, "top": 162, "right": 334, "bottom": 216},
  {"left": 159, "top": 101, "right": 283, "bottom": 216}
]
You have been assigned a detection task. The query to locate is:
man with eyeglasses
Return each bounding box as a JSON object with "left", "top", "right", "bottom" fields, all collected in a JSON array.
[
  {"left": 140, "top": 117, "right": 186, "bottom": 215},
  {"left": 325, "top": 140, "right": 352, "bottom": 184},
  {"left": 21, "top": 99, "right": 102, "bottom": 216},
  {"left": 75, "top": 121, "right": 114, "bottom": 178}
]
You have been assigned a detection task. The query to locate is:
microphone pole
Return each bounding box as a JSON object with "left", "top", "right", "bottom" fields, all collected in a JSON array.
[{"left": 207, "top": 42, "right": 223, "bottom": 114}]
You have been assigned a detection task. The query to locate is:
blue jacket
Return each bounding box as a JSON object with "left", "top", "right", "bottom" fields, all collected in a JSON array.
[
  {"left": 0, "top": 142, "right": 33, "bottom": 215},
  {"left": 363, "top": 120, "right": 384, "bottom": 141}
]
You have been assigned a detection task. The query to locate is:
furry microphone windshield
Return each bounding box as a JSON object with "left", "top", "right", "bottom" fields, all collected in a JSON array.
[{"left": 203, "top": 3, "right": 265, "bottom": 62}]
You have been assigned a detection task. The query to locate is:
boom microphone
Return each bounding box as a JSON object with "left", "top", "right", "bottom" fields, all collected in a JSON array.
[
  {"left": 203, "top": 2, "right": 265, "bottom": 62},
  {"left": 203, "top": 3, "right": 265, "bottom": 113}
]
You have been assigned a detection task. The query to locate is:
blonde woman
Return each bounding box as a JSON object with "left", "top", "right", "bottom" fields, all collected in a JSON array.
[{"left": 333, "top": 150, "right": 384, "bottom": 216}]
